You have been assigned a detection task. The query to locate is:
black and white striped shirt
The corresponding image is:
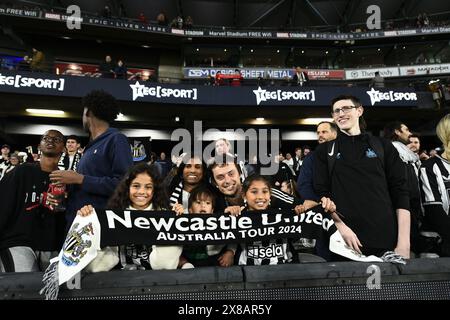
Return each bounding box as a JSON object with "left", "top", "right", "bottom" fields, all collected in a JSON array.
[{"left": 420, "top": 155, "right": 450, "bottom": 214}]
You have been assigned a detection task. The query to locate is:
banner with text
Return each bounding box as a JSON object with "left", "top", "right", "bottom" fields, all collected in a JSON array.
[
  {"left": 183, "top": 68, "right": 345, "bottom": 80},
  {"left": 0, "top": 71, "right": 419, "bottom": 107},
  {"left": 95, "top": 208, "right": 335, "bottom": 246},
  {"left": 3, "top": 6, "right": 450, "bottom": 41}
]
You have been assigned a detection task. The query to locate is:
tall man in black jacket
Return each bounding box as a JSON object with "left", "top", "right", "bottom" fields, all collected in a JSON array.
[{"left": 314, "top": 95, "right": 411, "bottom": 258}]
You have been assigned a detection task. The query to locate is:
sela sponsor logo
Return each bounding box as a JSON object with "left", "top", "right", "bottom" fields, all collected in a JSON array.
[
  {"left": 366, "top": 88, "right": 417, "bottom": 106},
  {"left": 247, "top": 243, "right": 284, "bottom": 259},
  {"left": 130, "top": 81, "right": 198, "bottom": 101},
  {"left": 253, "top": 86, "right": 315, "bottom": 105},
  {"left": 0, "top": 73, "right": 65, "bottom": 91}
]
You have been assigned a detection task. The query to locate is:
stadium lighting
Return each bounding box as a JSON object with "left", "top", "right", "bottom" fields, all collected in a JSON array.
[
  {"left": 26, "top": 109, "right": 65, "bottom": 116},
  {"left": 61, "top": 36, "right": 71, "bottom": 40},
  {"left": 299, "top": 118, "right": 333, "bottom": 125},
  {"left": 224, "top": 49, "right": 227, "bottom": 52},
  {"left": 196, "top": 48, "right": 199, "bottom": 51},
  {"left": 325, "top": 51, "right": 329, "bottom": 54},
  {"left": 175, "top": 117, "right": 180, "bottom": 122},
  {"left": 301, "top": 50, "right": 304, "bottom": 54},
  {"left": 142, "top": 45, "right": 150, "bottom": 48},
  {"left": 351, "top": 50, "right": 354, "bottom": 53},
  {"left": 377, "top": 48, "right": 381, "bottom": 51},
  {"left": 256, "top": 117, "right": 265, "bottom": 121},
  {"left": 276, "top": 49, "right": 280, "bottom": 53},
  {"left": 116, "top": 113, "right": 131, "bottom": 121},
  {"left": 250, "top": 49, "right": 254, "bottom": 53}
]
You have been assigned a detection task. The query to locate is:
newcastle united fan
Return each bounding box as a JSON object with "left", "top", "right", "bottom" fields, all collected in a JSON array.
[
  {"left": 293, "top": 147, "right": 302, "bottom": 176},
  {"left": 408, "top": 133, "right": 430, "bottom": 161},
  {"left": 168, "top": 154, "right": 208, "bottom": 215},
  {"left": 0, "top": 130, "right": 66, "bottom": 272},
  {"left": 314, "top": 95, "right": 411, "bottom": 259},
  {"left": 297, "top": 121, "right": 338, "bottom": 208},
  {"left": 179, "top": 185, "right": 236, "bottom": 268},
  {"left": 296, "top": 121, "right": 338, "bottom": 260},
  {"left": 238, "top": 175, "right": 294, "bottom": 265},
  {"left": 50, "top": 90, "right": 133, "bottom": 228},
  {"left": 57, "top": 135, "right": 82, "bottom": 171},
  {"left": 0, "top": 152, "right": 20, "bottom": 180},
  {"left": 0, "top": 143, "right": 10, "bottom": 164},
  {"left": 420, "top": 114, "right": 450, "bottom": 257},
  {"left": 77, "top": 163, "right": 182, "bottom": 271},
  {"left": 383, "top": 121, "right": 422, "bottom": 255},
  {"left": 209, "top": 154, "right": 334, "bottom": 217}
]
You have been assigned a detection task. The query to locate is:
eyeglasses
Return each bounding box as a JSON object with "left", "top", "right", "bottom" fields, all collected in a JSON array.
[
  {"left": 41, "top": 136, "right": 64, "bottom": 144},
  {"left": 331, "top": 106, "right": 358, "bottom": 116}
]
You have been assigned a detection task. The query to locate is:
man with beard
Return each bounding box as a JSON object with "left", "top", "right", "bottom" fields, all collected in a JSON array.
[
  {"left": 408, "top": 134, "right": 430, "bottom": 161},
  {"left": 297, "top": 122, "right": 338, "bottom": 211},
  {"left": 50, "top": 90, "right": 133, "bottom": 227},
  {"left": 0, "top": 130, "right": 66, "bottom": 272},
  {"left": 294, "top": 121, "right": 338, "bottom": 259},
  {"left": 383, "top": 122, "right": 422, "bottom": 255},
  {"left": 209, "top": 154, "right": 336, "bottom": 264},
  {"left": 209, "top": 154, "right": 329, "bottom": 215}
]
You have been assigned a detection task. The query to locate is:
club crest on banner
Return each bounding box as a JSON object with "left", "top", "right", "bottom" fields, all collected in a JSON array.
[
  {"left": 62, "top": 222, "right": 94, "bottom": 266},
  {"left": 131, "top": 140, "right": 147, "bottom": 162}
]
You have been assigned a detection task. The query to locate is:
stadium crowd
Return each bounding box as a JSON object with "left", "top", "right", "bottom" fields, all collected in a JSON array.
[{"left": 1, "top": 90, "right": 448, "bottom": 274}]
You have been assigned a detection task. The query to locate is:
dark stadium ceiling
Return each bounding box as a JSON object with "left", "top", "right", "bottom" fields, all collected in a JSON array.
[{"left": 12, "top": 0, "right": 450, "bottom": 30}]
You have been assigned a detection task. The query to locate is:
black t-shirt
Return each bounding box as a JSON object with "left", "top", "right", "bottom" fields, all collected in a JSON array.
[{"left": 0, "top": 163, "right": 66, "bottom": 251}]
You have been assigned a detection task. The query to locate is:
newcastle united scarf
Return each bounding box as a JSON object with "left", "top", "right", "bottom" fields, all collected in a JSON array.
[{"left": 41, "top": 206, "right": 384, "bottom": 299}]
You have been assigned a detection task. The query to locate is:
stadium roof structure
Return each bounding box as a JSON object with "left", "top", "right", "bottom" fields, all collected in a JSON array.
[{"left": 13, "top": 0, "right": 449, "bottom": 31}]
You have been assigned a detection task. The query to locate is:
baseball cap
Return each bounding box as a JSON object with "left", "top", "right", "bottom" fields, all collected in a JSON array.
[{"left": 1, "top": 144, "right": 10, "bottom": 149}]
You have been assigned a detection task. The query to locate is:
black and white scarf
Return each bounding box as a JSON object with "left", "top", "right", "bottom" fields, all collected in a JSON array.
[
  {"left": 41, "top": 206, "right": 387, "bottom": 299},
  {"left": 57, "top": 152, "right": 82, "bottom": 171}
]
